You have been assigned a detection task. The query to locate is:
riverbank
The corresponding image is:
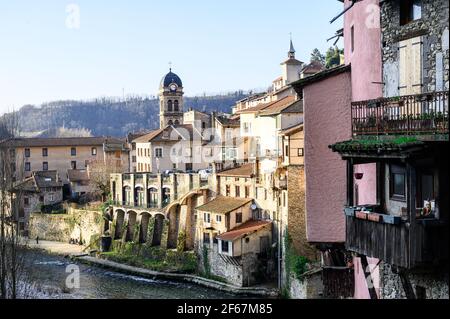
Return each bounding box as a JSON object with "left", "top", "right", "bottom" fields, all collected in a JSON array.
[
  {"left": 73, "top": 255, "right": 279, "bottom": 297},
  {"left": 26, "top": 240, "right": 279, "bottom": 298}
]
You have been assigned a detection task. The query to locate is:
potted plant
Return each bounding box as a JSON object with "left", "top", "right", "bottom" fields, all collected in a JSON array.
[
  {"left": 355, "top": 211, "right": 368, "bottom": 220},
  {"left": 367, "top": 213, "right": 381, "bottom": 222}
]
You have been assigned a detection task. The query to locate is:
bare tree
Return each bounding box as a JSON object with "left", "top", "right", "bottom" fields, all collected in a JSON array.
[
  {"left": 88, "top": 159, "right": 124, "bottom": 202},
  {"left": 0, "top": 112, "right": 31, "bottom": 299}
]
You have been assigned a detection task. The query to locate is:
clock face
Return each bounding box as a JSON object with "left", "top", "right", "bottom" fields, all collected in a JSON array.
[{"left": 169, "top": 84, "right": 177, "bottom": 92}]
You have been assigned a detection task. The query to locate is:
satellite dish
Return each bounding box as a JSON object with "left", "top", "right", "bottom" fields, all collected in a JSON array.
[{"left": 251, "top": 204, "right": 257, "bottom": 210}]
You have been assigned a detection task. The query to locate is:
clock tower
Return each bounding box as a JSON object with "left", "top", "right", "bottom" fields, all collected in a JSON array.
[{"left": 159, "top": 69, "right": 184, "bottom": 128}]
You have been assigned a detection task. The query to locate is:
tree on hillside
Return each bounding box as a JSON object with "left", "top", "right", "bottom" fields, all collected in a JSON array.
[
  {"left": 325, "top": 47, "right": 344, "bottom": 69},
  {"left": 310, "top": 48, "right": 325, "bottom": 66}
]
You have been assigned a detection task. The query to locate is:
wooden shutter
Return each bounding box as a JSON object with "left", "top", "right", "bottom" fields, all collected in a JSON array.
[{"left": 399, "top": 36, "right": 423, "bottom": 95}]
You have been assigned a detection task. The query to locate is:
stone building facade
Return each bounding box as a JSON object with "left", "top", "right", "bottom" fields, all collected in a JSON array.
[{"left": 381, "top": 0, "right": 449, "bottom": 96}]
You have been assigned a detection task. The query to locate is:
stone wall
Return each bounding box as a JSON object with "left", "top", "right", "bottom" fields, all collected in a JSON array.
[
  {"left": 289, "top": 269, "right": 324, "bottom": 299},
  {"left": 28, "top": 207, "right": 104, "bottom": 246},
  {"left": 381, "top": 0, "right": 449, "bottom": 94},
  {"left": 287, "top": 166, "right": 318, "bottom": 260},
  {"left": 380, "top": 262, "right": 449, "bottom": 299}
]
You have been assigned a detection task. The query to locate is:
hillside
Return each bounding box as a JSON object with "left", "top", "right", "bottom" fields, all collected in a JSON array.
[{"left": 10, "top": 92, "right": 248, "bottom": 138}]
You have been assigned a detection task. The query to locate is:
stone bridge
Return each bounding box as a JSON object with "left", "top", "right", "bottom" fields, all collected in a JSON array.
[{"left": 107, "top": 174, "right": 210, "bottom": 250}]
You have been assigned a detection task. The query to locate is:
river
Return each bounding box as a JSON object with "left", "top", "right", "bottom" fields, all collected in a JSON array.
[{"left": 20, "top": 249, "right": 253, "bottom": 299}]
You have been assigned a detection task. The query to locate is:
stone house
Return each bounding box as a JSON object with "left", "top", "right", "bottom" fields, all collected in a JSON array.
[
  {"left": 0, "top": 136, "right": 129, "bottom": 185},
  {"left": 195, "top": 196, "right": 273, "bottom": 287},
  {"left": 67, "top": 169, "right": 94, "bottom": 201},
  {"left": 12, "top": 170, "right": 63, "bottom": 233}
]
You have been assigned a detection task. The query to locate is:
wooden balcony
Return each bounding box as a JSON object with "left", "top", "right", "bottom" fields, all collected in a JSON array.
[
  {"left": 351, "top": 91, "right": 448, "bottom": 137},
  {"left": 345, "top": 208, "right": 448, "bottom": 269}
]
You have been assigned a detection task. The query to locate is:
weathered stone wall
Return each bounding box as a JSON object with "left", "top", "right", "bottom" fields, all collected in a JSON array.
[
  {"left": 381, "top": 0, "right": 449, "bottom": 95},
  {"left": 380, "top": 262, "right": 449, "bottom": 299},
  {"left": 28, "top": 207, "right": 104, "bottom": 246},
  {"left": 289, "top": 270, "right": 324, "bottom": 299},
  {"left": 287, "top": 166, "right": 318, "bottom": 260}
]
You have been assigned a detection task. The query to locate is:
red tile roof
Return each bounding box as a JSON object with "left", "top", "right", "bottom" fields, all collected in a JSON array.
[
  {"left": 216, "top": 163, "right": 254, "bottom": 177},
  {"left": 217, "top": 220, "right": 272, "bottom": 242}
]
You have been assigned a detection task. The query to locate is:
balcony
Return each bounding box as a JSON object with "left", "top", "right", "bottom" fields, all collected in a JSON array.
[
  {"left": 351, "top": 91, "right": 448, "bottom": 137},
  {"left": 344, "top": 206, "right": 448, "bottom": 269}
]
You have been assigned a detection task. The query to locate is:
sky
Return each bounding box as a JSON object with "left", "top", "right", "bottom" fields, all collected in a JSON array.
[{"left": 0, "top": 0, "right": 344, "bottom": 114}]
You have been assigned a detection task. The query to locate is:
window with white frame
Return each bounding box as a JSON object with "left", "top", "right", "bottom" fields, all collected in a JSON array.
[{"left": 155, "top": 148, "right": 163, "bottom": 158}]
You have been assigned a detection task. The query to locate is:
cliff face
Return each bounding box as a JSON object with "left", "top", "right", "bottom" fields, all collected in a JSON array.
[{"left": 9, "top": 92, "right": 247, "bottom": 138}]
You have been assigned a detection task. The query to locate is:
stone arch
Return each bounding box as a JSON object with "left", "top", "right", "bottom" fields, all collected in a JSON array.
[
  {"left": 152, "top": 213, "right": 165, "bottom": 246},
  {"left": 139, "top": 212, "right": 151, "bottom": 243},
  {"left": 114, "top": 209, "right": 126, "bottom": 239},
  {"left": 126, "top": 210, "right": 137, "bottom": 242},
  {"left": 174, "top": 120, "right": 180, "bottom": 126},
  {"left": 168, "top": 120, "right": 174, "bottom": 126},
  {"left": 168, "top": 100, "right": 173, "bottom": 112},
  {"left": 147, "top": 187, "right": 158, "bottom": 208}
]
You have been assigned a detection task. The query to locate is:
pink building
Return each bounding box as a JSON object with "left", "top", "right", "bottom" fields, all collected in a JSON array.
[{"left": 292, "top": 0, "right": 383, "bottom": 298}]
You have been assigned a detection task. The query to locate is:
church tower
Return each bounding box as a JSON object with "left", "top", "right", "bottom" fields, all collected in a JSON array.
[
  {"left": 280, "top": 39, "right": 303, "bottom": 86},
  {"left": 159, "top": 69, "right": 184, "bottom": 128}
]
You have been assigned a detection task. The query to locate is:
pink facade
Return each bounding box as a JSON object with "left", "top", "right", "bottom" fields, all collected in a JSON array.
[
  {"left": 353, "top": 257, "right": 380, "bottom": 299},
  {"left": 343, "top": 0, "right": 383, "bottom": 299},
  {"left": 344, "top": 0, "right": 383, "bottom": 101},
  {"left": 304, "top": 70, "right": 352, "bottom": 243}
]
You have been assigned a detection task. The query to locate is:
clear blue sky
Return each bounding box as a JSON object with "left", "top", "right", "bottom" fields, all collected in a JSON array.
[{"left": 0, "top": 0, "right": 343, "bottom": 114}]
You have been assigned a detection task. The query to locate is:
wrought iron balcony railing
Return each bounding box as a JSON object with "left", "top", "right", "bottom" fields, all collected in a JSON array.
[{"left": 351, "top": 91, "right": 448, "bottom": 136}]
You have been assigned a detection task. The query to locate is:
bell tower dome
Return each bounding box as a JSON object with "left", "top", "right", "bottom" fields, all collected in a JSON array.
[{"left": 159, "top": 68, "right": 184, "bottom": 128}]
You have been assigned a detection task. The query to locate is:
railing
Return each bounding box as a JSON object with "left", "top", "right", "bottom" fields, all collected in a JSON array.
[{"left": 351, "top": 91, "right": 448, "bottom": 136}]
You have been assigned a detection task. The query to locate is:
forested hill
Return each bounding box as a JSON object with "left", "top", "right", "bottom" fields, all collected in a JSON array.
[{"left": 10, "top": 92, "right": 248, "bottom": 138}]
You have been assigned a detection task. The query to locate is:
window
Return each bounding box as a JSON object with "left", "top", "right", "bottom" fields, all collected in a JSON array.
[
  {"left": 203, "top": 232, "right": 210, "bottom": 244},
  {"left": 71, "top": 147, "right": 76, "bottom": 156},
  {"left": 298, "top": 148, "right": 304, "bottom": 156},
  {"left": 174, "top": 100, "right": 179, "bottom": 112},
  {"left": 49, "top": 194, "right": 54, "bottom": 202},
  {"left": 245, "top": 186, "right": 250, "bottom": 198},
  {"left": 390, "top": 164, "right": 406, "bottom": 201},
  {"left": 43, "top": 162, "right": 48, "bottom": 171},
  {"left": 91, "top": 147, "right": 97, "bottom": 156},
  {"left": 235, "top": 186, "right": 240, "bottom": 197},
  {"left": 204, "top": 212, "right": 211, "bottom": 223},
  {"left": 418, "top": 171, "right": 435, "bottom": 209},
  {"left": 168, "top": 100, "right": 173, "bottom": 112},
  {"left": 264, "top": 189, "right": 268, "bottom": 200},
  {"left": 236, "top": 212, "right": 242, "bottom": 223},
  {"left": 285, "top": 144, "right": 289, "bottom": 157},
  {"left": 225, "top": 185, "right": 231, "bottom": 197},
  {"left": 132, "top": 156, "right": 136, "bottom": 163},
  {"left": 216, "top": 215, "right": 222, "bottom": 223},
  {"left": 155, "top": 148, "right": 163, "bottom": 158},
  {"left": 71, "top": 161, "right": 77, "bottom": 170},
  {"left": 24, "top": 198, "right": 29, "bottom": 206},
  {"left": 42, "top": 148, "right": 48, "bottom": 157},
  {"left": 221, "top": 241, "right": 229, "bottom": 253},
  {"left": 25, "top": 162, "right": 31, "bottom": 172},
  {"left": 39, "top": 196, "right": 44, "bottom": 202},
  {"left": 25, "top": 148, "right": 30, "bottom": 158},
  {"left": 351, "top": 25, "right": 355, "bottom": 53},
  {"left": 400, "top": 0, "right": 422, "bottom": 25}
]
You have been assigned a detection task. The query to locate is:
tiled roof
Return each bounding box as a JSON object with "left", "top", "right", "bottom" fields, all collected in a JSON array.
[
  {"left": 14, "top": 170, "right": 63, "bottom": 192},
  {"left": 216, "top": 220, "right": 272, "bottom": 242},
  {"left": 67, "top": 169, "right": 89, "bottom": 182},
  {"left": 133, "top": 129, "right": 164, "bottom": 143},
  {"left": 215, "top": 116, "right": 240, "bottom": 127},
  {"left": 216, "top": 163, "right": 254, "bottom": 177},
  {"left": 280, "top": 123, "right": 303, "bottom": 136},
  {"left": 258, "top": 98, "right": 302, "bottom": 116},
  {"left": 195, "top": 196, "right": 252, "bottom": 214},
  {"left": 291, "top": 64, "right": 351, "bottom": 89},
  {"left": 301, "top": 61, "right": 325, "bottom": 74},
  {"left": 1, "top": 137, "right": 125, "bottom": 148},
  {"left": 237, "top": 96, "right": 297, "bottom": 115}
]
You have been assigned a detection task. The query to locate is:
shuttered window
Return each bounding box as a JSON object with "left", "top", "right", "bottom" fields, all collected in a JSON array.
[{"left": 399, "top": 36, "right": 422, "bottom": 95}]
